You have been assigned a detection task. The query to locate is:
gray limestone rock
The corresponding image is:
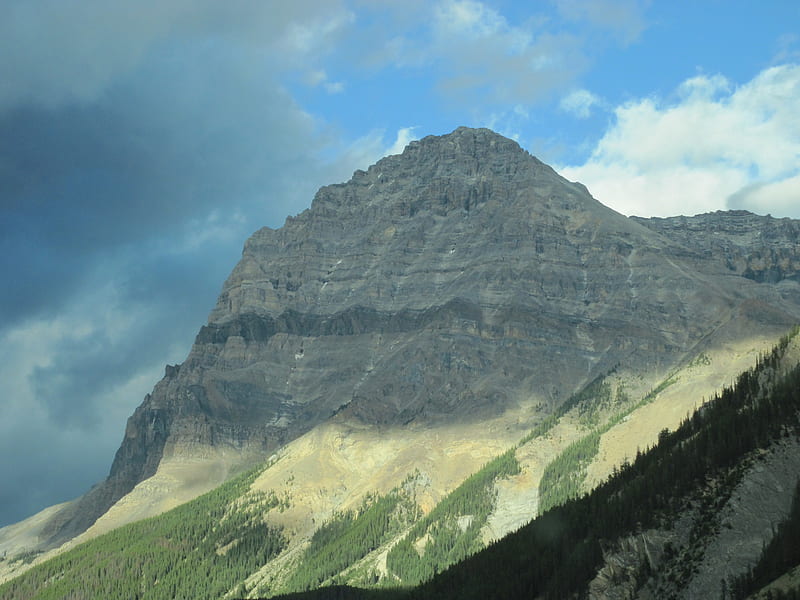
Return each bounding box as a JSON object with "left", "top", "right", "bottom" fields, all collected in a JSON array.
[
  {"left": 42, "top": 127, "right": 800, "bottom": 546},
  {"left": 632, "top": 211, "right": 800, "bottom": 286}
]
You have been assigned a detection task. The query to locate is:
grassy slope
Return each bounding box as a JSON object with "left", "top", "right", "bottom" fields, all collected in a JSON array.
[
  {"left": 261, "top": 328, "right": 800, "bottom": 599},
  {"left": 409, "top": 329, "right": 800, "bottom": 599},
  {"left": 3, "top": 330, "right": 798, "bottom": 600},
  {"left": 0, "top": 467, "right": 285, "bottom": 600}
]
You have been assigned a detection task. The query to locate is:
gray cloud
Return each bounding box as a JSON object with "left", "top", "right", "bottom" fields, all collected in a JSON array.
[
  {"left": 727, "top": 176, "right": 800, "bottom": 219},
  {"left": 28, "top": 260, "right": 215, "bottom": 429},
  {"left": 433, "top": 29, "right": 587, "bottom": 107},
  {"left": 349, "top": 1, "right": 592, "bottom": 112},
  {"left": 0, "top": 0, "right": 349, "bottom": 111},
  {"left": 0, "top": 2, "right": 363, "bottom": 528},
  {"left": 0, "top": 424, "right": 117, "bottom": 527},
  {"left": 0, "top": 36, "right": 324, "bottom": 328},
  {"left": 555, "top": 0, "right": 649, "bottom": 45},
  {"left": 0, "top": 244, "right": 237, "bottom": 526}
]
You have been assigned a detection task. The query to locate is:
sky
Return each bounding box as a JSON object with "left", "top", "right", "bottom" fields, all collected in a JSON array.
[{"left": 1, "top": 0, "right": 799, "bottom": 528}]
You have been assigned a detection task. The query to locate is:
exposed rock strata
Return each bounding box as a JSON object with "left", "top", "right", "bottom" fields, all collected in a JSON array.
[
  {"left": 40, "top": 127, "right": 800, "bottom": 546},
  {"left": 632, "top": 211, "right": 800, "bottom": 286}
]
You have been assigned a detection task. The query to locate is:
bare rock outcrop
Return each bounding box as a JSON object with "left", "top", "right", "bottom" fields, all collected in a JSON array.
[{"left": 40, "top": 127, "right": 800, "bottom": 547}]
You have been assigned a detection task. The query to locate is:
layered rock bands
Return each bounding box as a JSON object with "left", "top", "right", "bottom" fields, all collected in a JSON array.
[{"left": 43, "top": 127, "right": 800, "bottom": 546}]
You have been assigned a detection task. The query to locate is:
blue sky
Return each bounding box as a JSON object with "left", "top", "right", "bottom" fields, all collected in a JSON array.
[{"left": 1, "top": 0, "right": 799, "bottom": 528}]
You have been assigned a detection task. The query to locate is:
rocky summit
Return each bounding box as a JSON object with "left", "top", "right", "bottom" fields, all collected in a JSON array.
[{"left": 36, "top": 127, "right": 800, "bottom": 549}]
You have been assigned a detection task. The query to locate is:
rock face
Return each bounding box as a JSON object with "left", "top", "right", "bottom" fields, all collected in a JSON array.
[
  {"left": 632, "top": 211, "right": 800, "bottom": 286},
  {"left": 42, "top": 127, "right": 800, "bottom": 546}
]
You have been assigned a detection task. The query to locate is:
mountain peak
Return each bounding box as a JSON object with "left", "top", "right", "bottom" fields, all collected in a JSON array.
[
  {"left": 381, "top": 125, "right": 535, "bottom": 175},
  {"left": 306, "top": 126, "right": 587, "bottom": 224},
  {"left": 406, "top": 126, "right": 527, "bottom": 157},
  {"left": 30, "top": 126, "right": 800, "bottom": 552}
]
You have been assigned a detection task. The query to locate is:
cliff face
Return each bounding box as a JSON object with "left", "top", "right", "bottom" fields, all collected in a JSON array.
[
  {"left": 41, "top": 127, "right": 800, "bottom": 546},
  {"left": 632, "top": 211, "right": 800, "bottom": 286}
]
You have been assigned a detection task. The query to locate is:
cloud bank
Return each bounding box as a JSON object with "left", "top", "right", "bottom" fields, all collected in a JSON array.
[
  {"left": 560, "top": 65, "right": 800, "bottom": 218},
  {"left": 0, "top": 0, "right": 401, "bottom": 527}
]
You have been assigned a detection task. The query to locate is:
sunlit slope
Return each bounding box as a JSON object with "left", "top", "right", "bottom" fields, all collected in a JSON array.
[{"left": 3, "top": 328, "right": 797, "bottom": 599}]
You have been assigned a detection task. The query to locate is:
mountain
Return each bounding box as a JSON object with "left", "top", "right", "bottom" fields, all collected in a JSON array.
[
  {"left": 2, "top": 331, "right": 798, "bottom": 599},
  {"left": 401, "top": 330, "right": 800, "bottom": 600},
  {"left": 1, "top": 127, "right": 799, "bottom": 596},
  {"left": 265, "top": 328, "right": 800, "bottom": 600}
]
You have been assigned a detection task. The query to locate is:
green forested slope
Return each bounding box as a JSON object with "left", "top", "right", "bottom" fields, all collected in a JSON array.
[
  {"left": 282, "top": 488, "right": 420, "bottom": 592},
  {"left": 384, "top": 449, "right": 520, "bottom": 586},
  {"left": 537, "top": 373, "right": 676, "bottom": 513},
  {"left": 407, "top": 329, "right": 800, "bottom": 599},
  {"left": 0, "top": 467, "right": 285, "bottom": 600},
  {"left": 263, "top": 329, "right": 800, "bottom": 600},
  {"left": 3, "top": 330, "right": 798, "bottom": 600}
]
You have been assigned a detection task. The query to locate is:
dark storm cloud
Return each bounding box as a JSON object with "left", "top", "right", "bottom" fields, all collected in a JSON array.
[
  {"left": 0, "top": 36, "right": 322, "bottom": 329},
  {"left": 28, "top": 256, "right": 217, "bottom": 429},
  {"left": 0, "top": 430, "right": 112, "bottom": 527},
  {"left": 0, "top": 2, "right": 360, "bottom": 528},
  {"left": 0, "top": 240, "right": 239, "bottom": 526}
]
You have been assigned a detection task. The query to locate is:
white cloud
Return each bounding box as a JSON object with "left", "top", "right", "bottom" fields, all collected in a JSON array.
[
  {"left": 434, "top": 0, "right": 507, "bottom": 39},
  {"left": 325, "top": 81, "right": 346, "bottom": 94},
  {"left": 387, "top": 126, "right": 420, "bottom": 155},
  {"left": 559, "top": 64, "right": 800, "bottom": 217},
  {"left": 304, "top": 69, "right": 346, "bottom": 94},
  {"left": 484, "top": 108, "right": 528, "bottom": 143},
  {"left": 305, "top": 69, "right": 329, "bottom": 86},
  {"left": 321, "top": 127, "right": 421, "bottom": 186},
  {"left": 439, "top": 3, "right": 584, "bottom": 102},
  {"left": 280, "top": 8, "right": 356, "bottom": 59},
  {"left": 773, "top": 33, "right": 800, "bottom": 64},
  {"left": 560, "top": 89, "right": 601, "bottom": 118},
  {"left": 728, "top": 175, "right": 800, "bottom": 219}
]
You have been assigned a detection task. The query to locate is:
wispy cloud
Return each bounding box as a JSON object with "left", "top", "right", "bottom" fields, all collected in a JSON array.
[
  {"left": 559, "top": 89, "right": 602, "bottom": 118},
  {"left": 429, "top": 0, "right": 586, "bottom": 105},
  {"left": 387, "top": 126, "right": 420, "bottom": 155},
  {"left": 728, "top": 174, "right": 800, "bottom": 218},
  {"left": 356, "top": 0, "right": 588, "bottom": 108},
  {"left": 555, "top": 0, "right": 649, "bottom": 44}
]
